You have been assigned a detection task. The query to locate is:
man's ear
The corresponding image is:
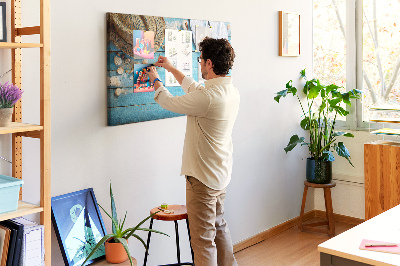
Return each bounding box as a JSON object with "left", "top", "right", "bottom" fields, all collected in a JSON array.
[{"left": 206, "top": 59, "right": 213, "bottom": 69}]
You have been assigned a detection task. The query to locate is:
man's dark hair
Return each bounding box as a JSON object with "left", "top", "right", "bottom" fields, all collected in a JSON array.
[{"left": 199, "top": 37, "right": 235, "bottom": 75}]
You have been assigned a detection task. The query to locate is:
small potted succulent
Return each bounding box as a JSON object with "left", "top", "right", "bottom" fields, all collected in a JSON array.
[
  {"left": 81, "top": 183, "right": 168, "bottom": 266},
  {"left": 0, "top": 82, "right": 23, "bottom": 127}
]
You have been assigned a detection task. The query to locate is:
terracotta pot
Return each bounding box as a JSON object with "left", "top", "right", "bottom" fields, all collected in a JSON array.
[
  {"left": 105, "top": 238, "right": 128, "bottom": 264},
  {"left": 0, "top": 108, "right": 13, "bottom": 127}
]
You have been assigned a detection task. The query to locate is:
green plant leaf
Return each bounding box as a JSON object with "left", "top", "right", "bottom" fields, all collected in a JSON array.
[
  {"left": 321, "top": 151, "right": 335, "bottom": 161},
  {"left": 98, "top": 204, "right": 120, "bottom": 236},
  {"left": 110, "top": 182, "right": 118, "bottom": 234},
  {"left": 123, "top": 211, "right": 160, "bottom": 239},
  {"left": 284, "top": 135, "right": 305, "bottom": 153},
  {"left": 341, "top": 92, "right": 351, "bottom": 105},
  {"left": 114, "top": 238, "right": 133, "bottom": 266},
  {"left": 307, "top": 85, "right": 320, "bottom": 99},
  {"left": 325, "top": 84, "right": 339, "bottom": 94},
  {"left": 343, "top": 133, "right": 354, "bottom": 137},
  {"left": 81, "top": 234, "right": 114, "bottom": 266},
  {"left": 120, "top": 211, "right": 127, "bottom": 231},
  {"left": 300, "top": 117, "right": 310, "bottom": 130},
  {"left": 136, "top": 227, "right": 170, "bottom": 236},
  {"left": 274, "top": 89, "right": 288, "bottom": 103},
  {"left": 335, "top": 142, "right": 354, "bottom": 167},
  {"left": 300, "top": 69, "right": 306, "bottom": 78},
  {"left": 131, "top": 233, "right": 148, "bottom": 250}
]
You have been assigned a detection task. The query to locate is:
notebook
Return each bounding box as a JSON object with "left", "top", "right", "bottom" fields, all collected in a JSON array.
[
  {"left": 0, "top": 223, "right": 16, "bottom": 266},
  {"left": 0, "top": 225, "right": 11, "bottom": 266},
  {"left": 0, "top": 220, "right": 23, "bottom": 266},
  {"left": 359, "top": 239, "right": 400, "bottom": 255}
]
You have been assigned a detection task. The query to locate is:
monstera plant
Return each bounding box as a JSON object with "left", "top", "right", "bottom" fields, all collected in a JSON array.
[{"left": 274, "top": 69, "right": 362, "bottom": 183}]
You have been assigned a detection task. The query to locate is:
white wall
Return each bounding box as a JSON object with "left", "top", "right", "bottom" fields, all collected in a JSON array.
[{"left": 0, "top": 0, "right": 315, "bottom": 265}]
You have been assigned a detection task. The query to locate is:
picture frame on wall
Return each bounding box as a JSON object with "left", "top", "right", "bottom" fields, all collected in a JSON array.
[
  {"left": 51, "top": 188, "right": 107, "bottom": 266},
  {"left": 279, "top": 11, "right": 300, "bottom": 56},
  {"left": 0, "top": 2, "right": 6, "bottom": 42}
]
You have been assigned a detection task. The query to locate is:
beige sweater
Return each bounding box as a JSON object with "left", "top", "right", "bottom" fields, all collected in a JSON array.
[{"left": 154, "top": 76, "right": 240, "bottom": 190}]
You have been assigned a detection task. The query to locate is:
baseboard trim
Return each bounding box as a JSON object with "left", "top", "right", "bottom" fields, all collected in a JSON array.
[
  {"left": 314, "top": 210, "right": 364, "bottom": 226},
  {"left": 233, "top": 210, "right": 365, "bottom": 253}
]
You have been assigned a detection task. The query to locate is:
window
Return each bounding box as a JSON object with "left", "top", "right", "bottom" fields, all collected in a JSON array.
[{"left": 313, "top": 0, "right": 400, "bottom": 130}]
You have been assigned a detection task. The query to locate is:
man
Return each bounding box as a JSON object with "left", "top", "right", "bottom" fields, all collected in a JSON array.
[{"left": 145, "top": 37, "right": 239, "bottom": 266}]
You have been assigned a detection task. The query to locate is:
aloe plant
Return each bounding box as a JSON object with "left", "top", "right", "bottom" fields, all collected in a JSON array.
[
  {"left": 81, "top": 183, "right": 168, "bottom": 266},
  {"left": 274, "top": 69, "right": 362, "bottom": 166}
]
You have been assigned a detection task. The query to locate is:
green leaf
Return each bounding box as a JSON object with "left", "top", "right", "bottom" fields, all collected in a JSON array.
[
  {"left": 321, "top": 151, "right": 335, "bottom": 162},
  {"left": 300, "top": 117, "right": 310, "bottom": 130},
  {"left": 335, "top": 142, "right": 354, "bottom": 167},
  {"left": 332, "top": 131, "right": 346, "bottom": 137},
  {"left": 98, "top": 204, "right": 120, "bottom": 236},
  {"left": 325, "top": 84, "right": 339, "bottom": 94},
  {"left": 300, "top": 69, "right": 306, "bottom": 78},
  {"left": 308, "top": 85, "right": 320, "bottom": 99},
  {"left": 136, "top": 227, "right": 170, "bottom": 237},
  {"left": 131, "top": 234, "right": 148, "bottom": 250},
  {"left": 114, "top": 238, "right": 133, "bottom": 266},
  {"left": 284, "top": 135, "right": 305, "bottom": 153},
  {"left": 110, "top": 182, "right": 118, "bottom": 234},
  {"left": 328, "top": 97, "right": 342, "bottom": 108},
  {"left": 123, "top": 211, "right": 160, "bottom": 239},
  {"left": 81, "top": 234, "right": 114, "bottom": 266},
  {"left": 341, "top": 92, "right": 351, "bottom": 105},
  {"left": 274, "top": 89, "right": 288, "bottom": 103},
  {"left": 120, "top": 211, "right": 127, "bottom": 231},
  {"left": 343, "top": 133, "right": 354, "bottom": 137}
]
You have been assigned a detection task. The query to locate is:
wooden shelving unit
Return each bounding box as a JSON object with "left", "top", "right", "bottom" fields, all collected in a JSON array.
[{"left": 0, "top": 0, "right": 51, "bottom": 265}]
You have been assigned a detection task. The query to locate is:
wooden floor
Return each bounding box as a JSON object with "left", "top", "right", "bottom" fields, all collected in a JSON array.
[{"left": 234, "top": 217, "right": 354, "bottom": 266}]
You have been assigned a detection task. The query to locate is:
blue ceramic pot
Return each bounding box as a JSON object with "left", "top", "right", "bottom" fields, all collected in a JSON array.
[{"left": 306, "top": 158, "right": 332, "bottom": 184}]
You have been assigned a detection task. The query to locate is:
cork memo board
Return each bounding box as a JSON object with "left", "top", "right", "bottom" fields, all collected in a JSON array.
[{"left": 107, "top": 13, "right": 231, "bottom": 125}]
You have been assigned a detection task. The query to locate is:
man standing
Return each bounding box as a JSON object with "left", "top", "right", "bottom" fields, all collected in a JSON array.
[{"left": 145, "top": 37, "right": 239, "bottom": 266}]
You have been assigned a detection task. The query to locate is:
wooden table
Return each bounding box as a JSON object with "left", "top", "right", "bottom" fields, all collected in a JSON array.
[
  {"left": 318, "top": 204, "right": 400, "bottom": 265},
  {"left": 91, "top": 257, "right": 137, "bottom": 266}
]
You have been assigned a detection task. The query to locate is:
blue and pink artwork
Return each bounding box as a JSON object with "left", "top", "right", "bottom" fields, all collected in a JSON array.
[
  {"left": 133, "top": 30, "right": 155, "bottom": 60},
  {"left": 133, "top": 64, "right": 154, "bottom": 93}
]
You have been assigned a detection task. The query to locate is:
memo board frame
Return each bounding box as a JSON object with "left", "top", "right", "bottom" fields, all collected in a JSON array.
[
  {"left": 107, "top": 13, "right": 231, "bottom": 126},
  {"left": 279, "top": 11, "right": 300, "bottom": 56}
]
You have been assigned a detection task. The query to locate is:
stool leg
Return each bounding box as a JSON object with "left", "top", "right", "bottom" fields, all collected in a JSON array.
[
  {"left": 186, "top": 218, "right": 194, "bottom": 264},
  {"left": 143, "top": 218, "right": 154, "bottom": 266},
  {"left": 174, "top": 220, "right": 182, "bottom": 265},
  {"left": 298, "top": 185, "right": 308, "bottom": 231},
  {"left": 324, "top": 188, "right": 335, "bottom": 237}
]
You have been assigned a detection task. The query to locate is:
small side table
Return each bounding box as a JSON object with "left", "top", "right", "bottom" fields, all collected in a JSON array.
[
  {"left": 91, "top": 256, "right": 137, "bottom": 265},
  {"left": 298, "top": 181, "right": 336, "bottom": 237}
]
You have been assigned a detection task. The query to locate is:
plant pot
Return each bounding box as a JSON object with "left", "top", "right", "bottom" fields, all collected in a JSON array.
[
  {"left": 0, "top": 108, "right": 13, "bottom": 127},
  {"left": 105, "top": 238, "right": 128, "bottom": 264},
  {"left": 306, "top": 158, "right": 332, "bottom": 184}
]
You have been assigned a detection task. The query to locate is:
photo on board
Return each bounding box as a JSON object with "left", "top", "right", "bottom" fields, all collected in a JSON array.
[
  {"left": 133, "top": 64, "right": 154, "bottom": 93},
  {"left": 133, "top": 30, "right": 155, "bottom": 60}
]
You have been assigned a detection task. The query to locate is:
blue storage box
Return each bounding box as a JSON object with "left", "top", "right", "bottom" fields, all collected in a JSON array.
[{"left": 0, "top": 175, "right": 24, "bottom": 214}]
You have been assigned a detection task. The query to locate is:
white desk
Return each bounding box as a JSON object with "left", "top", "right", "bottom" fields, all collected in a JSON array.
[{"left": 318, "top": 204, "right": 400, "bottom": 266}]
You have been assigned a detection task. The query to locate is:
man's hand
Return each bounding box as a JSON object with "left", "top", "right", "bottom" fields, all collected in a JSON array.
[
  {"left": 155, "top": 56, "right": 175, "bottom": 72},
  {"left": 143, "top": 66, "right": 160, "bottom": 83}
]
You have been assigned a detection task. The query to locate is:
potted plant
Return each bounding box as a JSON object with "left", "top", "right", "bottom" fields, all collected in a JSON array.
[
  {"left": 0, "top": 82, "right": 23, "bottom": 127},
  {"left": 274, "top": 69, "right": 362, "bottom": 184},
  {"left": 82, "top": 183, "right": 168, "bottom": 266}
]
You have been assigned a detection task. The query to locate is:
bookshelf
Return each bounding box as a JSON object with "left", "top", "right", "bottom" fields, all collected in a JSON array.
[{"left": 0, "top": 0, "right": 51, "bottom": 265}]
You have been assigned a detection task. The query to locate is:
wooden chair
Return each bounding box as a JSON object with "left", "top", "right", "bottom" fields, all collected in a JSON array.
[
  {"left": 143, "top": 205, "right": 194, "bottom": 266},
  {"left": 298, "top": 181, "right": 336, "bottom": 237}
]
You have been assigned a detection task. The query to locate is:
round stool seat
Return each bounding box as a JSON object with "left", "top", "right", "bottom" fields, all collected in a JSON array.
[
  {"left": 304, "top": 181, "right": 336, "bottom": 188},
  {"left": 150, "top": 205, "right": 188, "bottom": 221}
]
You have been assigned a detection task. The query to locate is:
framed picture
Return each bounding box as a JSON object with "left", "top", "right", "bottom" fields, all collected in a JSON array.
[
  {"left": 51, "top": 188, "right": 107, "bottom": 266},
  {"left": 0, "top": 2, "right": 6, "bottom": 42},
  {"left": 279, "top": 11, "right": 300, "bottom": 56}
]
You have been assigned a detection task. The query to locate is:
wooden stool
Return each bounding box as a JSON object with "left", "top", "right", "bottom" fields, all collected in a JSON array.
[
  {"left": 143, "top": 205, "right": 194, "bottom": 266},
  {"left": 298, "top": 181, "right": 336, "bottom": 237}
]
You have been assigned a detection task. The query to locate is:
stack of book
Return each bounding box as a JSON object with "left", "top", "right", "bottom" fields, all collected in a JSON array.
[{"left": 0, "top": 217, "right": 44, "bottom": 266}]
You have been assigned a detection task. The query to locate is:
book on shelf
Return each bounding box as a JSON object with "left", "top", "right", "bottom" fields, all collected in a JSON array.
[
  {"left": 11, "top": 217, "right": 44, "bottom": 266},
  {"left": 0, "top": 220, "right": 23, "bottom": 266},
  {"left": 0, "top": 222, "right": 16, "bottom": 266},
  {"left": 0, "top": 225, "right": 11, "bottom": 266}
]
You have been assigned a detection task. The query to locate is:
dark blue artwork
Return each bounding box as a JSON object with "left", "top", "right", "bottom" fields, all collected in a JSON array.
[
  {"left": 106, "top": 13, "right": 231, "bottom": 125},
  {"left": 51, "top": 188, "right": 107, "bottom": 266}
]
